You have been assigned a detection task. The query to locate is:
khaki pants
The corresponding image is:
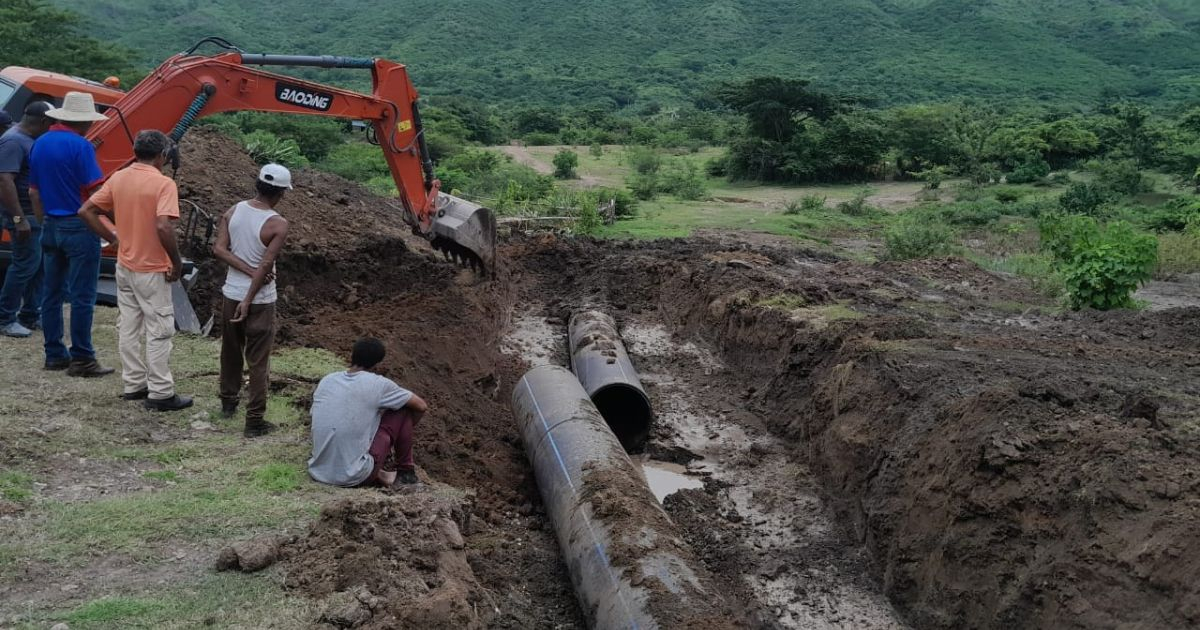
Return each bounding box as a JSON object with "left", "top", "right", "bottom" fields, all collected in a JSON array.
[
  {"left": 219, "top": 297, "right": 275, "bottom": 426},
  {"left": 116, "top": 264, "right": 175, "bottom": 399}
]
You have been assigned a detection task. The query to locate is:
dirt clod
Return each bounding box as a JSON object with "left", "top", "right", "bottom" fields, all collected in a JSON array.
[{"left": 214, "top": 536, "right": 282, "bottom": 573}]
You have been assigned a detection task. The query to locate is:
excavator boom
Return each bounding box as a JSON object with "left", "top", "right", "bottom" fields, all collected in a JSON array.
[{"left": 84, "top": 43, "right": 494, "bottom": 272}]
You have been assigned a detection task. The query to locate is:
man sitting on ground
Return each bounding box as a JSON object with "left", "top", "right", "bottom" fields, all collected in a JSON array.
[{"left": 308, "top": 338, "right": 428, "bottom": 487}]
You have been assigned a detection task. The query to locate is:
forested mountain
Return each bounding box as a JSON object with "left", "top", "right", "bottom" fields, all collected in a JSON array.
[{"left": 55, "top": 0, "right": 1200, "bottom": 108}]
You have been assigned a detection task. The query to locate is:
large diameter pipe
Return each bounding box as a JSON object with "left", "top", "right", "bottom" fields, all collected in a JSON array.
[
  {"left": 513, "top": 366, "right": 737, "bottom": 630},
  {"left": 569, "top": 311, "right": 653, "bottom": 450}
]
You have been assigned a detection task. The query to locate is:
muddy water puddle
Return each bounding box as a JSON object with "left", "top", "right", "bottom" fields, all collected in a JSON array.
[{"left": 639, "top": 459, "right": 705, "bottom": 502}]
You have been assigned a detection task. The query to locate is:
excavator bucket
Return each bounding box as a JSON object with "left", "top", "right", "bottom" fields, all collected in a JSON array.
[{"left": 430, "top": 193, "right": 497, "bottom": 275}]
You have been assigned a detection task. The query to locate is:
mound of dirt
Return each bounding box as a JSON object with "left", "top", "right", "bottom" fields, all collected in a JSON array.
[{"left": 284, "top": 490, "right": 492, "bottom": 629}]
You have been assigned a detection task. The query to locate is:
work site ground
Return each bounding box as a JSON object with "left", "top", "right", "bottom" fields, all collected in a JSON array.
[{"left": 1, "top": 130, "right": 1198, "bottom": 629}]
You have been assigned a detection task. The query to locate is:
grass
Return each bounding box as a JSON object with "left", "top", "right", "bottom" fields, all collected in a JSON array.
[
  {"left": 1156, "top": 232, "right": 1200, "bottom": 277},
  {"left": 19, "top": 571, "right": 315, "bottom": 629},
  {"left": 0, "top": 471, "right": 34, "bottom": 502},
  {"left": 0, "top": 307, "right": 351, "bottom": 624}
]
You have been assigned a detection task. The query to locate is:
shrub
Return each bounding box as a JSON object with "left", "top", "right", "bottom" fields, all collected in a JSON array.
[
  {"left": 524, "top": 132, "right": 559, "bottom": 146},
  {"left": 954, "top": 182, "right": 985, "bottom": 202},
  {"left": 1007, "top": 158, "right": 1051, "bottom": 184},
  {"left": 1087, "top": 159, "right": 1151, "bottom": 196},
  {"left": 318, "top": 142, "right": 390, "bottom": 183},
  {"left": 626, "top": 146, "right": 663, "bottom": 175},
  {"left": 705, "top": 155, "right": 728, "bottom": 177},
  {"left": 836, "top": 188, "right": 877, "bottom": 217},
  {"left": 1047, "top": 172, "right": 1072, "bottom": 186},
  {"left": 552, "top": 149, "right": 579, "bottom": 179},
  {"left": 910, "top": 166, "right": 950, "bottom": 189},
  {"left": 1058, "top": 182, "right": 1113, "bottom": 216},
  {"left": 241, "top": 130, "right": 308, "bottom": 167},
  {"left": 995, "top": 189, "right": 1023, "bottom": 204},
  {"left": 884, "top": 216, "right": 957, "bottom": 260},
  {"left": 589, "top": 144, "right": 604, "bottom": 158},
  {"left": 659, "top": 160, "right": 707, "bottom": 200},
  {"left": 627, "top": 172, "right": 659, "bottom": 200},
  {"left": 785, "top": 195, "right": 827, "bottom": 215},
  {"left": 575, "top": 203, "right": 603, "bottom": 236},
  {"left": 1038, "top": 214, "right": 1158, "bottom": 310},
  {"left": 935, "top": 201, "right": 1002, "bottom": 227}
]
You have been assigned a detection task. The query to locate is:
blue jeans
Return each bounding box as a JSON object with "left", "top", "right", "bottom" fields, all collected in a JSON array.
[
  {"left": 0, "top": 216, "right": 43, "bottom": 327},
  {"left": 41, "top": 216, "right": 101, "bottom": 361}
]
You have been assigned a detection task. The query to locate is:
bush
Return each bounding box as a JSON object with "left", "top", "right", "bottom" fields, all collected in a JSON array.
[
  {"left": 1087, "top": 159, "right": 1151, "bottom": 196},
  {"left": 552, "top": 149, "right": 579, "bottom": 179},
  {"left": 589, "top": 144, "right": 604, "bottom": 158},
  {"left": 933, "top": 201, "right": 1002, "bottom": 227},
  {"left": 836, "top": 188, "right": 877, "bottom": 216},
  {"left": 626, "top": 146, "right": 663, "bottom": 175},
  {"left": 1058, "top": 182, "right": 1113, "bottom": 216},
  {"left": 1007, "top": 158, "right": 1051, "bottom": 184},
  {"left": 884, "top": 216, "right": 957, "bottom": 260},
  {"left": 705, "top": 155, "right": 728, "bottom": 177},
  {"left": 627, "top": 172, "right": 659, "bottom": 200},
  {"left": 241, "top": 130, "right": 308, "bottom": 167},
  {"left": 785, "top": 195, "right": 827, "bottom": 215},
  {"left": 591, "top": 187, "right": 639, "bottom": 218},
  {"left": 318, "top": 141, "right": 390, "bottom": 182},
  {"left": 995, "top": 189, "right": 1023, "bottom": 204},
  {"left": 575, "top": 203, "right": 603, "bottom": 236},
  {"left": 1038, "top": 213, "right": 1158, "bottom": 309},
  {"left": 524, "top": 132, "right": 560, "bottom": 146},
  {"left": 659, "top": 160, "right": 707, "bottom": 200}
]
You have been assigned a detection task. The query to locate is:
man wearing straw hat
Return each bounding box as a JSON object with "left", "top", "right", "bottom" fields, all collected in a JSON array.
[{"left": 28, "top": 91, "right": 114, "bottom": 377}]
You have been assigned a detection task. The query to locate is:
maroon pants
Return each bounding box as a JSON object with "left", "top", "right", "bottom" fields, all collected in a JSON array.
[{"left": 365, "top": 408, "right": 420, "bottom": 485}]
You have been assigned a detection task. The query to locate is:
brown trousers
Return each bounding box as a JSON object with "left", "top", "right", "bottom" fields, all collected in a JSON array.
[{"left": 219, "top": 297, "right": 275, "bottom": 425}]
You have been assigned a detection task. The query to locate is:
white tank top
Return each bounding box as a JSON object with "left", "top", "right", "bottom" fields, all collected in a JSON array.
[{"left": 222, "top": 201, "right": 279, "bottom": 304}]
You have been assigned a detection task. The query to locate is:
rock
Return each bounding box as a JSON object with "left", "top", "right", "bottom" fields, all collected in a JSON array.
[
  {"left": 190, "top": 420, "right": 216, "bottom": 431},
  {"left": 214, "top": 536, "right": 280, "bottom": 572},
  {"left": 321, "top": 600, "right": 371, "bottom": 628},
  {"left": 726, "top": 259, "right": 754, "bottom": 269},
  {"left": 50, "top": 624, "right": 70, "bottom": 630}
]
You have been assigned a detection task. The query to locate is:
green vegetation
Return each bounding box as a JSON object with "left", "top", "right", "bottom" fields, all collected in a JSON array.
[
  {"left": 2, "top": 0, "right": 131, "bottom": 79},
  {"left": 56, "top": 0, "right": 1200, "bottom": 107},
  {"left": 1039, "top": 214, "right": 1159, "bottom": 310},
  {"left": 884, "top": 216, "right": 957, "bottom": 261},
  {"left": 552, "top": 149, "right": 579, "bottom": 179},
  {"left": 0, "top": 471, "right": 34, "bottom": 503}
]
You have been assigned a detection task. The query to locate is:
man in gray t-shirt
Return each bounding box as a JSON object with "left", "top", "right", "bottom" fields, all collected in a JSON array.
[
  {"left": 308, "top": 338, "right": 428, "bottom": 487},
  {"left": 0, "top": 101, "right": 53, "bottom": 337}
]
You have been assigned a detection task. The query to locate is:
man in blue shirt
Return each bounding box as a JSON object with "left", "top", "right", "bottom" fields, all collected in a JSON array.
[
  {"left": 0, "top": 101, "right": 53, "bottom": 337},
  {"left": 29, "top": 92, "right": 113, "bottom": 376}
]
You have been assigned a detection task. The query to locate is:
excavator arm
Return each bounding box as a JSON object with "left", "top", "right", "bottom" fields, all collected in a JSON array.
[{"left": 85, "top": 44, "right": 495, "bottom": 272}]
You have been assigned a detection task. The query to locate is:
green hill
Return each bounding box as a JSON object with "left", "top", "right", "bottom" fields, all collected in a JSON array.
[{"left": 54, "top": 0, "right": 1200, "bottom": 107}]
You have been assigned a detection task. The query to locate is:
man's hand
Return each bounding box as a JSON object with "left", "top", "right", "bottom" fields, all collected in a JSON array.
[
  {"left": 14, "top": 220, "right": 30, "bottom": 243},
  {"left": 165, "top": 261, "right": 182, "bottom": 283},
  {"left": 230, "top": 300, "right": 251, "bottom": 323}
]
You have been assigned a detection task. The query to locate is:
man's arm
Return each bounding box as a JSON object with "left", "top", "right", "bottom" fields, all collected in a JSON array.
[
  {"left": 230, "top": 216, "right": 288, "bottom": 323},
  {"left": 405, "top": 394, "right": 429, "bottom": 414},
  {"left": 29, "top": 188, "right": 42, "bottom": 222},
  {"left": 79, "top": 199, "right": 118, "bottom": 244},
  {"left": 0, "top": 173, "right": 20, "bottom": 219},
  {"left": 211, "top": 206, "right": 257, "bottom": 276},
  {"left": 157, "top": 216, "right": 183, "bottom": 282}
]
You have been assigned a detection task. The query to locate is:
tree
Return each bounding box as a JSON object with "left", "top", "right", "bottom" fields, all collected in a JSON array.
[
  {"left": 717, "top": 77, "right": 839, "bottom": 143},
  {"left": 0, "top": 0, "right": 130, "bottom": 79},
  {"left": 552, "top": 149, "right": 579, "bottom": 179}
]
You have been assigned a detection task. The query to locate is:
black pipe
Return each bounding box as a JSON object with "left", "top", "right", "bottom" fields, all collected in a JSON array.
[
  {"left": 512, "top": 366, "right": 735, "bottom": 629},
  {"left": 238, "top": 54, "right": 376, "bottom": 69},
  {"left": 569, "top": 311, "right": 654, "bottom": 450},
  {"left": 410, "top": 101, "right": 436, "bottom": 191}
]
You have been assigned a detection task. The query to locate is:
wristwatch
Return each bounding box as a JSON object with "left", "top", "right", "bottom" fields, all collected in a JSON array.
[{"left": 11, "top": 215, "right": 22, "bottom": 225}]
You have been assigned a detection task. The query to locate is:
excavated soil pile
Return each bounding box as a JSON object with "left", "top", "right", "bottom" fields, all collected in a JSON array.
[
  {"left": 284, "top": 490, "right": 493, "bottom": 629},
  {"left": 510, "top": 237, "right": 1200, "bottom": 629}
]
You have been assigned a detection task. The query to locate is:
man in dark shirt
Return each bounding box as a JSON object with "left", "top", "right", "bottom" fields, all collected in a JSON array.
[
  {"left": 0, "top": 101, "right": 53, "bottom": 337},
  {"left": 29, "top": 92, "right": 113, "bottom": 376}
]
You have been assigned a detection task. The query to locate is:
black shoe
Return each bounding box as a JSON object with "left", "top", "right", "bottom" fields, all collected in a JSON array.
[
  {"left": 44, "top": 358, "right": 70, "bottom": 371},
  {"left": 394, "top": 470, "right": 420, "bottom": 486},
  {"left": 122, "top": 389, "right": 150, "bottom": 401},
  {"left": 221, "top": 400, "right": 238, "bottom": 419},
  {"left": 144, "top": 394, "right": 194, "bottom": 412},
  {"left": 243, "top": 421, "right": 277, "bottom": 438},
  {"left": 67, "top": 359, "right": 115, "bottom": 378}
]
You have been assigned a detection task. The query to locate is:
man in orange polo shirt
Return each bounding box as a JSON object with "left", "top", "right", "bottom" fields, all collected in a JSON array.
[{"left": 79, "top": 130, "right": 192, "bottom": 411}]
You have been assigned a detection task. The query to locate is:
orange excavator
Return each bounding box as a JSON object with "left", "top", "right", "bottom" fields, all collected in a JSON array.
[{"left": 0, "top": 38, "right": 496, "bottom": 326}]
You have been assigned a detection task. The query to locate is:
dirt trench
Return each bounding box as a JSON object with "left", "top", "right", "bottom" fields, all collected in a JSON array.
[{"left": 179, "top": 130, "right": 1200, "bottom": 629}]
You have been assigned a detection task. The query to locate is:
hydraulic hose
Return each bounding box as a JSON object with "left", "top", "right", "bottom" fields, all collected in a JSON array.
[{"left": 170, "top": 84, "right": 216, "bottom": 142}]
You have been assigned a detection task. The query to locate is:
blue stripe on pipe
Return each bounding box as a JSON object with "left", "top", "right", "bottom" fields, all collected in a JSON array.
[{"left": 520, "top": 376, "right": 641, "bottom": 630}]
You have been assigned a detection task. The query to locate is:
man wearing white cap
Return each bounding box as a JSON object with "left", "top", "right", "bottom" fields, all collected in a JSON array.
[
  {"left": 213, "top": 164, "right": 291, "bottom": 437},
  {"left": 28, "top": 91, "right": 114, "bottom": 377}
]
